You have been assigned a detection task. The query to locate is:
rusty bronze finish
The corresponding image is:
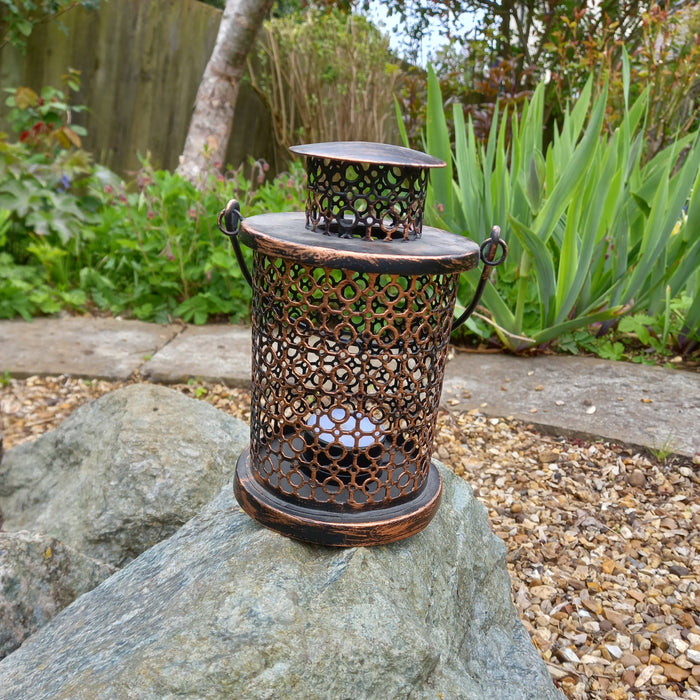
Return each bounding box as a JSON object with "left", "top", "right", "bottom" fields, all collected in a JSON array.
[
  {"left": 239, "top": 213, "right": 479, "bottom": 275},
  {"left": 226, "top": 141, "right": 502, "bottom": 547},
  {"left": 303, "top": 156, "right": 427, "bottom": 240},
  {"left": 245, "top": 252, "right": 457, "bottom": 517},
  {"left": 235, "top": 448, "right": 441, "bottom": 546},
  {"left": 290, "top": 142, "right": 445, "bottom": 241}
]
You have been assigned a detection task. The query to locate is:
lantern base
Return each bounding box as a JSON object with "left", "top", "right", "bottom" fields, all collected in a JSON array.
[{"left": 233, "top": 448, "right": 442, "bottom": 547}]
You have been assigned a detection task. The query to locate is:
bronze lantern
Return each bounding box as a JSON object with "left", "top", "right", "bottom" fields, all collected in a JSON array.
[{"left": 218, "top": 142, "right": 506, "bottom": 547}]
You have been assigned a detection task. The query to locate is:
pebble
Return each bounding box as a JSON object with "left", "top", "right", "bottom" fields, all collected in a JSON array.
[
  {"left": 662, "top": 662, "right": 690, "bottom": 681},
  {"left": 669, "top": 564, "right": 691, "bottom": 576},
  {"left": 605, "top": 644, "right": 623, "bottom": 660},
  {"left": 621, "top": 653, "right": 641, "bottom": 668},
  {"left": 628, "top": 468, "right": 646, "bottom": 487},
  {"left": 582, "top": 598, "right": 602, "bottom": 615},
  {"left": 635, "top": 665, "right": 656, "bottom": 687},
  {"left": 603, "top": 608, "right": 628, "bottom": 629},
  {"left": 670, "top": 637, "right": 689, "bottom": 655},
  {"left": 622, "top": 669, "right": 637, "bottom": 686},
  {"left": 558, "top": 647, "right": 580, "bottom": 664},
  {"left": 651, "top": 633, "right": 669, "bottom": 651},
  {"left": 530, "top": 584, "right": 558, "bottom": 601}
]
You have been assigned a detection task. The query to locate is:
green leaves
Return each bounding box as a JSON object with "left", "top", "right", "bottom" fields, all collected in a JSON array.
[
  {"left": 418, "top": 66, "right": 700, "bottom": 353},
  {"left": 0, "top": 150, "right": 305, "bottom": 324},
  {"left": 425, "top": 65, "right": 453, "bottom": 224}
]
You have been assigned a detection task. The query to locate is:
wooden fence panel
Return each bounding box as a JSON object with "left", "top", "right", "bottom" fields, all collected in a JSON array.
[{"left": 0, "top": 0, "right": 277, "bottom": 176}]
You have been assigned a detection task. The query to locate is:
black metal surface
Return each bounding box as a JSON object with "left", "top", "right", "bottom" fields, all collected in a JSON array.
[
  {"left": 291, "top": 142, "right": 444, "bottom": 240},
  {"left": 451, "top": 226, "right": 508, "bottom": 332},
  {"left": 218, "top": 199, "right": 253, "bottom": 288}
]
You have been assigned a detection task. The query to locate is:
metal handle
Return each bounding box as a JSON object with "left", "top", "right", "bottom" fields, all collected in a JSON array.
[
  {"left": 451, "top": 226, "right": 507, "bottom": 333},
  {"left": 218, "top": 199, "right": 253, "bottom": 288}
]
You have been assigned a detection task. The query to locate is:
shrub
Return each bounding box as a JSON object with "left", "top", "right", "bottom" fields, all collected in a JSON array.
[
  {"left": 248, "top": 9, "right": 401, "bottom": 152},
  {"left": 83, "top": 158, "right": 306, "bottom": 324},
  {"left": 1, "top": 75, "right": 103, "bottom": 256},
  {"left": 546, "top": 3, "right": 700, "bottom": 158},
  {"left": 404, "top": 60, "right": 700, "bottom": 355},
  {"left": 0, "top": 78, "right": 308, "bottom": 323},
  {"left": 0, "top": 76, "right": 112, "bottom": 316}
]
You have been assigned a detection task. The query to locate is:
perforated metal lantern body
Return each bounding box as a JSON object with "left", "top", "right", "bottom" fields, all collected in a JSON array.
[{"left": 232, "top": 142, "right": 480, "bottom": 546}]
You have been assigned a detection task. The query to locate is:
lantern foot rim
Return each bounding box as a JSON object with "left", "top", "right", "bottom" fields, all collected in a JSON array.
[{"left": 233, "top": 448, "right": 442, "bottom": 547}]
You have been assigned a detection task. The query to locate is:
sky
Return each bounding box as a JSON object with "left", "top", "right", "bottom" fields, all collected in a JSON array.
[{"left": 363, "top": 1, "right": 476, "bottom": 66}]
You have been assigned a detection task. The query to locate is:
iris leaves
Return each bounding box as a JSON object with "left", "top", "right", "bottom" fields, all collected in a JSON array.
[{"left": 411, "top": 60, "right": 700, "bottom": 352}]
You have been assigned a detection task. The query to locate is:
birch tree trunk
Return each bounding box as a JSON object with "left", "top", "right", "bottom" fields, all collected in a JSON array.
[{"left": 177, "top": 0, "right": 274, "bottom": 185}]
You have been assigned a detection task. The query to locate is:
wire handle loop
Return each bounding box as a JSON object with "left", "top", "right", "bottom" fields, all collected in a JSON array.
[
  {"left": 451, "top": 225, "right": 507, "bottom": 333},
  {"left": 218, "top": 199, "right": 253, "bottom": 288}
]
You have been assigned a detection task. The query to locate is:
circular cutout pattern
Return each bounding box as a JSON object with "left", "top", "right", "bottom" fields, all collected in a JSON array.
[
  {"left": 305, "top": 157, "right": 428, "bottom": 240},
  {"left": 249, "top": 252, "right": 458, "bottom": 509}
]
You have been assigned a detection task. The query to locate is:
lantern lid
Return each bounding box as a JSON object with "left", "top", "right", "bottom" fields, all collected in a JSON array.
[
  {"left": 239, "top": 212, "right": 479, "bottom": 275},
  {"left": 289, "top": 141, "right": 445, "bottom": 169},
  {"left": 289, "top": 140, "right": 446, "bottom": 241}
]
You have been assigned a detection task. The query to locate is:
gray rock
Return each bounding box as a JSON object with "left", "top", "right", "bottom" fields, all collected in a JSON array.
[
  {"left": 0, "top": 384, "right": 249, "bottom": 567},
  {"left": 0, "top": 531, "right": 114, "bottom": 659},
  {"left": 0, "top": 464, "right": 563, "bottom": 700}
]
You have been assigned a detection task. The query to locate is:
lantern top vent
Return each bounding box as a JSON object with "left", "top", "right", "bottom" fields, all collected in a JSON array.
[{"left": 289, "top": 141, "right": 444, "bottom": 242}]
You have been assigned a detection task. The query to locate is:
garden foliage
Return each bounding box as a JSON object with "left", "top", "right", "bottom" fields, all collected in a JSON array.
[
  {"left": 248, "top": 9, "right": 401, "bottom": 152},
  {"left": 397, "top": 3, "right": 700, "bottom": 163},
  {"left": 403, "top": 58, "right": 700, "bottom": 354},
  {"left": 0, "top": 0, "right": 100, "bottom": 52},
  {"left": 0, "top": 82, "right": 306, "bottom": 324}
]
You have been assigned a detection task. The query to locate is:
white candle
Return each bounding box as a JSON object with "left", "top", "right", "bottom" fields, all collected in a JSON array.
[{"left": 306, "top": 408, "right": 383, "bottom": 450}]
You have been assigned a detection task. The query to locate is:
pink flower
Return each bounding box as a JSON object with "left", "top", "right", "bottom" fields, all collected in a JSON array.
[{"left": 159, "top": 241, "right": 175, "bottom": 261}]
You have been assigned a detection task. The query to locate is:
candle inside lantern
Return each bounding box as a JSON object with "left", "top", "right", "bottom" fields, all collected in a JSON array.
[{"left": 306, "top": 408, "right": 384, "bottom": 450}]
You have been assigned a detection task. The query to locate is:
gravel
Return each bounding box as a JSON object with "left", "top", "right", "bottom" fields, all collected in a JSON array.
[{"left": 1, "top": 374, "right": 698, "bottom": 699}]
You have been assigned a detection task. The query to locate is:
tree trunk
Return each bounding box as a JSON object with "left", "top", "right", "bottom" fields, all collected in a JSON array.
[{"left": 176, "top": 0, "right": 273, "bottom": 185}]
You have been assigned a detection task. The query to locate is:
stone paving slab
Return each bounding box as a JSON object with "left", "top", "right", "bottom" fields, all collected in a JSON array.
[
  {"left": 442, "top": 352, "right": 700, "bottom": 459},
  {"left": 140, "top": 325, "right": 251, "bottom": 386},
  {"left": 1, "top": 319, "right": 698, "bottom": 459},
  {"left": 0, "top": 318, "right": 180, "bottom": 381}
]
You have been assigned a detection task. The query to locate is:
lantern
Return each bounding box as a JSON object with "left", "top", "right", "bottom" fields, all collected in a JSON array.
[{"left": 218, "top": 142, "right": 506, "bottom": 547}]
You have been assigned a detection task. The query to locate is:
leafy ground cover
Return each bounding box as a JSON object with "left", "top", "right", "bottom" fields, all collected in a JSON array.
[
  {"left": 1, "top": 157, "right": 305, "bottom": 324},
  {"left": 0, "top": 79, "right": 305, "bottom": 324}
]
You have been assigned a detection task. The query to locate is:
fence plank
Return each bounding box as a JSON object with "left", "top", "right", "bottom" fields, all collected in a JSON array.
[{"left": 0, "top": 0, "right": 276, "bottom": 176}]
